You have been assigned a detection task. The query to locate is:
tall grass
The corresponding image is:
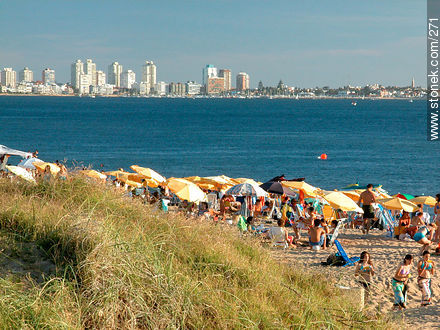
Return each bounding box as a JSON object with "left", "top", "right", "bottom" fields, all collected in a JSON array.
[{"left": 0, "top": 178, "right": 392, "bottom": 328}]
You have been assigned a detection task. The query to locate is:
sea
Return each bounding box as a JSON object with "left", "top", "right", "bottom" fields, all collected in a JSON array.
[{"left": 0, "top": 96, "right": 438, "bottom": 196}]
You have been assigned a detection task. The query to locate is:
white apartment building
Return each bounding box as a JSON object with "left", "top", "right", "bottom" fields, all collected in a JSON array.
[
  {"left": 154, "top": 81, "right": 168, "bottom": 96},
  {"left": 121, "top": 70, "right": 136, "bottom": 89},
  {"left": 71, "top": 59, "right": 84, "bottom": 89},
  {"left": 42, "top": 68, "right": 56, "bottom": 84},
  {"left": 19, "top": 67, "right": 33, "bottom": 82},
  {"left": 79, "top": 74, "right": 91, "bottom": 94},
  {"left": 236, "top": 72, "right": 250, "bottom": 91},
  {"left": 85, "top": 59, "right": 97, "bottom": 86},
  {"left": 96, "top": 70, "right": 106, "bottom": 86},
  {"left": 202, "top": 64, "right": 218, "bottom": 87},
  {"left": 108, "top": 62, "right": 123, "bottom": 87},
  {"left": 186, "top": 81, "right": 202, "bottom": 95},
  {"left": 1, "top": 68, "right": 17, "bottom": 88},
  {"left": 141, "top": 60, "right": 156, "bottom": 95}
]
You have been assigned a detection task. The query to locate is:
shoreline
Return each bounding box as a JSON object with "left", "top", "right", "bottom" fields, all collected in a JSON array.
[{"left": 0, "top": 93, "right": 424, "bottom": 100}]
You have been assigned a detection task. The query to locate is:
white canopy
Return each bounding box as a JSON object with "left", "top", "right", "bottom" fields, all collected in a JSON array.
[{"left": 0, "top": 145, "right": 32, "bottom": 158}]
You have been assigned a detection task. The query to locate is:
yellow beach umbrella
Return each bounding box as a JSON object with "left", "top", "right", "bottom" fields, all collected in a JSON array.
[
  {"left": 408, "top": 196, "right": 437, "bottom": 207},
  {"left": 33, "top": 162, "right": 60, "bottom": 175},
  {"left": 377, "top": 197, "right": 418, "bottom": 212},
  {"left": 321, "top": 191, "right": 364, "bottom": 213},
  {"left": 6, "top": 165, "right": 36, "bottom": 183},
  {"left": 339, "top": 190, "right": 360, "bottom": 202},
  {"left": 282, "top": 181, "right": 319, "bottom": 197},
  {"left": 81, "top": 170, "right": 107, "bottom": 180},
  {"left": 166, "top": 177, "right": 206, "bottom": 202},
  {"left": 130, "top": 165, "right": 166, "bottom": 183}
]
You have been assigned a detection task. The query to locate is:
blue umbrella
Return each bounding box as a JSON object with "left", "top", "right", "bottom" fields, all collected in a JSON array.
[{"left": 225, "top": 183, "right": 268, "bottom": 197}]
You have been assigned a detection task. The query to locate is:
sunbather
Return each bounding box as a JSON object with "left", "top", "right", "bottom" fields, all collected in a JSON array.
[{"left": 414, "top": 223, "right": 437, "bottom": 255}]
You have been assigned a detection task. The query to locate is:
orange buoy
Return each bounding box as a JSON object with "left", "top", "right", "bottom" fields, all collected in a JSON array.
[{"left": 320, "top": 153, "right": 327, "bottom": 160}]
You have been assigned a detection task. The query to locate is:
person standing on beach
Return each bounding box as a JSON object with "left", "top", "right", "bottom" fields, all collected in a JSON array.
[
  {"left": 358, "top": 184, "right": 376, "bottom": 234},
  {"left": 391, "top": 254, "right": 413, "bottom": 310},
  {"left": 417, "top": 251, "right": 435, "bottom": 306},
  {"left": 354, "top": 251, "right": 375, "bottom": 300}
]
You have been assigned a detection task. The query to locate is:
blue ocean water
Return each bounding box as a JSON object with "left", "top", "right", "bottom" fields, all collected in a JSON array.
[{"left": 0, "top": 96, "right": 438, "bottom": 195}]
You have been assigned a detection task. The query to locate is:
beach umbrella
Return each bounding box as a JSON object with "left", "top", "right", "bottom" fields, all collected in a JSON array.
[
  {"left": 281, "top": 181, "right": 319, "bottom": 197},
  {"left": 320, "top": 191, "right": 364, "bottom": 213},
  {"left": 259, "top": 181, "right": 297, "bottom": 196},
  {"left": 6, "top": 165, "right": 36, "bottom": 183},
  {"left": 377, "top": 197, "right": 418, "bottom": 213},
  {"left": 33, "top": 162, "right": 61, "bottom": 175},
  {"left": 17, "top": 157, "right": 40, "bottom": 170},
  {"left": 130, "top": 165, "right": 166, "bottom": 183},
  {"left": 225, "top": 182, "right": 268, "bottom": 197},
  {"left": 409, "top": 196, "right": 437, "bottom": 207},
  {"left": 81, "top": 170, "right": 107, "bottom": 180},
  {"left": 166, "top": 177, "right": 206, "bottom": 202},
  {"left": 392, "top": 193, "right": 415, "bottom": 200},
  {"left": 339, "top": 190, "right": 360, "bottom": 202}
]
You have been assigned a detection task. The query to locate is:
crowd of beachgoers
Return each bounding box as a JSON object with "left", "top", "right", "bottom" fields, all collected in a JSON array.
[{"left": 2, "top": 154, "right": 440, "bottom": 314}]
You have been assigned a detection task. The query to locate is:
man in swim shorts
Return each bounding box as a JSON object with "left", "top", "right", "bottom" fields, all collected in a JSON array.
[{"left": 358, "top": 184, "right": 376, "bottom": 235}]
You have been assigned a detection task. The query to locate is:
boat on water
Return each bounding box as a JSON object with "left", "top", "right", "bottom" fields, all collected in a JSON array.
[
  {"left": 409, "top": 99, "right": 413, "bottom": 103},
  {"left": 351, "top": 101, "right": 357, "bottom": 106}
]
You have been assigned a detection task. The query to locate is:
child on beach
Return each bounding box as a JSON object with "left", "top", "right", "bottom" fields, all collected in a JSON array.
[
  {"left": 391, "top": 254, "right": 413, "bottom": 310},
  {"left": 417, "top": 251, "right": 435, "bottom": 306},
  {"left": 354, "top": 251, "right": 375, "bottom": 300},
  {"left": 308, "top": 218, "right": 328, "bottom": 250}
]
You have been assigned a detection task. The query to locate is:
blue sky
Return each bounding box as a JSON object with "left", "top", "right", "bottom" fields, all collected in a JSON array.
[{"left": 0, "top": 1, "right": 425, "bottom": 87}]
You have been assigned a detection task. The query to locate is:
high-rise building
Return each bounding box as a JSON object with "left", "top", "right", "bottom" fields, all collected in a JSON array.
[
  {"left": 79, "top": 74, "right": 91, "bottom": 94},
  {"left": 411, "top": 77, "right": 415, "bottom": 88},
  {"left": 141, "top": 61, "right": 157, "bottom": 95},
  {"left": 121, "top": 70, "right": 136, "bottom": 89},
  {"left": 236, "top": 72, "right": 250, "bottom": 91},
  {"left": 42, "top": 68, "right": 56, "bottom": 84},
  {"left": 207, "top": 77, "right": 225, "bottom": 94},
  {"left": 1, "top": 68, "right": 17, "bottom": 88},
  {"left": 71, "top": 59, "right": 84, "bottom": 90},
  {"left": 202, "top": 64, "right": 218, "bottom": 87},
  {"left": 219, "top": 69, "right": 231, "bottom": 91},
  {"left": 96, "top": 70, "right": 106, "bottom": 86},
  {"left": 108, "top": 62, "right": 123, "bottom": 87},
  {"left": 19, "top": 67, "right": 33, "bottom": 82},
  {"left": 85, "top": 59, "right": 97, "bottom": 86}
]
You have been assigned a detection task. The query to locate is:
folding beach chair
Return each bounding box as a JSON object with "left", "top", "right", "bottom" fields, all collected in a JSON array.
[
  {"left": 328, "top": 218, "right": 351, "bottom": 247},
  {"left": 333, "top": 239, "right": 360, "bottom": 267}
]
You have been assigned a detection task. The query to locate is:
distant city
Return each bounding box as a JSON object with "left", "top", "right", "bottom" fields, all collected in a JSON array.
[{"left": 0, "top": 60, "right": 425, "bottom": 99}]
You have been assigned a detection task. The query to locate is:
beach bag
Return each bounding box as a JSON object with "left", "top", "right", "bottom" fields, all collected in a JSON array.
[
  {"left": 323, "top": 253, "right": 345, "bottom": 266},
  {"left": 237, "top": 216, "right": 248, "bottom": 232}
]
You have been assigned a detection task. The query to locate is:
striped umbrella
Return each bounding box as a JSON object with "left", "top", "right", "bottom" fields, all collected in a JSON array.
[{"left": 225, "top": 182, "right": 268, "bottom": 197}]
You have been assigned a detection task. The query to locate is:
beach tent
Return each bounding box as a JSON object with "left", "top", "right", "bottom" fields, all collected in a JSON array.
[
  {"left": 410, "top": 196, "right": 437, "bottom": 207},
  {"left": 377, "top": 197, "right": 418, "bottom": 213},
  {"left": 6, "top": 165, "right": 36, "bottom": 183}
]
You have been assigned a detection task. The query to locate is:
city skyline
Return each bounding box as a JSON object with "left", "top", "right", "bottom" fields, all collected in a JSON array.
[{"left": 0, "top": 1, "right": 424, "bottom": 88}]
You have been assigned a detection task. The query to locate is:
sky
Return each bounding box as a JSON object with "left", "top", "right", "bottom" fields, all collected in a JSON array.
[{"left": 0, "top": 0, "right": 425, "bottom": 88}]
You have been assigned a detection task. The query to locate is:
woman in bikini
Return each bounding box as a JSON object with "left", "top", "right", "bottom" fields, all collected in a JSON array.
[
  {"left": 417, "top": 250, "right": 436, "bottom": 306},
  {"left": 354, "top": 251, "right": 375, "bottom": 300},
  {"left": 391, "top": 254, "right": 413, "bottom": 310},
  {"left": 434, "top": 194, "right": 440, "bottom": 241},
  {"left": 413, "top": 223, "right": 437, "bottom": 255}
]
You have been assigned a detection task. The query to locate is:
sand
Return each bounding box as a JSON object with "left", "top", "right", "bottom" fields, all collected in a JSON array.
[{"left": 270, "top": 228, "right": 440, "bottom": 329}]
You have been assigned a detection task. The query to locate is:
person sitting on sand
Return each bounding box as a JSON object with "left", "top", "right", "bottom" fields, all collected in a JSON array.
[
  {"left": 392, "top": 254, "right": 413, "bottom": 310},
  {"left": 43, "top": 165, "right": 53, "bottom": 182},
  {"left": 266, "top": 218, "right": 296, "bottom": 248},
  {"left": 409, "top": 212, "right": 425, "bottom": 234},
  {"left": 417, "top": 250, "right": 436, "bottom": 306},
  {"left": 308, "top": 218, "right": 328, "bottom": 250},
  {"left": 325, "top": 220, "right": 339, "bottom": 246},
  {"left": 219, "top": 195, "right": 241, "bottom": 219},
  {"left": 413, "top": 223, "right": 437, "bottom": 255},
  {"left": 355, "top": 251, "right": 375, "bottom": 300}
]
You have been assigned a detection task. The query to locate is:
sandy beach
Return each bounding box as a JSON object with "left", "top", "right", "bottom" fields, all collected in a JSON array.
[{"left": 271, "top": 229, "right": 440, "bottom": 329}]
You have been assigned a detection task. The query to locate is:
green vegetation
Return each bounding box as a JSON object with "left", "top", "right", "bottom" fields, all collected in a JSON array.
[{"left": 0, "top": 178, "right": 392, "bottom": 329}]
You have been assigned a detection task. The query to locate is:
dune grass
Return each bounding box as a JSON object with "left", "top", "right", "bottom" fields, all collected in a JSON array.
[{"left": 0, "top": 177, "right": 393, "bottom": 329}]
